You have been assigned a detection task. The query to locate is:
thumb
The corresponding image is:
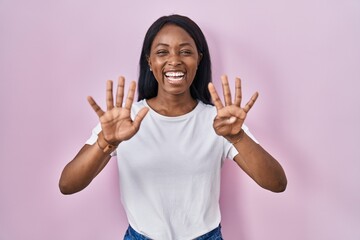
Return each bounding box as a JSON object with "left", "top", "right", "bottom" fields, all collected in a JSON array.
[{"left": 228, "top": 116, "right": 237, "bottom": 124}]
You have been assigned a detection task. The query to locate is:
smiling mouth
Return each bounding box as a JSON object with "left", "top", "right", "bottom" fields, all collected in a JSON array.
[{"left": 164, "top": 71, "right": 185, "bottom": 83}]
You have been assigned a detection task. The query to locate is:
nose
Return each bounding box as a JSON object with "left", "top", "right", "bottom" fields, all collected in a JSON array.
[{"left": 167, "top": 53, "right": 181, "bottom": 66}]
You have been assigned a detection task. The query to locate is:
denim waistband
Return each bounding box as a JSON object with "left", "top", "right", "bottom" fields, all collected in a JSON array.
[
  {"left": 124, "top": 224, "right": 222, "bottom": 240},
  {"left": 124, "top": 225, "right": 151, "bottom": 240}
]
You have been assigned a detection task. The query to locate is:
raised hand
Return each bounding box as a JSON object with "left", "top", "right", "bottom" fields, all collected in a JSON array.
[
  {"left": 87, "top": 76, "right": 149, "bottom": 145},
  {"left": 208, "top": 75, "right": 258, "bottom": 143}
]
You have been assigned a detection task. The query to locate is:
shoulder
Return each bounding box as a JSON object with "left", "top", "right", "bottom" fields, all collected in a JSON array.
[
  {"left": 129, "top": 100, "right": 147, "bottom": 119},
  {"left": 191, "top": 101, "right": 217, "bottom": 124},
  {"left": 197, "top": 101, "right": 217, "bottom": 116},
  {"left": 131, "top": 100, "right": 146, "bottom": 111}
]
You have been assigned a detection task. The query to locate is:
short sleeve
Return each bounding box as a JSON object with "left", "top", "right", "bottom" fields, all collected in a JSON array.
[
  {"left": 85, "top": 123, "right": 117, "bottom": 157},
  {"left": 224, "top": 124, "right": 259, "bottom": 161}
]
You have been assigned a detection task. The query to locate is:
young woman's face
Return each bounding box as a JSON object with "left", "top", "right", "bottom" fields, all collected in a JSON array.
[{"left": 147, "top": 24, "right": 201, "bottom": 98}]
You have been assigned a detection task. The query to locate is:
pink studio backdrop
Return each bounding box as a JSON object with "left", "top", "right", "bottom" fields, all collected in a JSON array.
[{"left": 1, "top": 0, "right": 359, "bottom": 239}]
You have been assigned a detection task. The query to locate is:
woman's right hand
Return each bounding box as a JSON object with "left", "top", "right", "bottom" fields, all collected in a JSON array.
[{"left": 87, "top": 76, "right": 149, "bottom": 145}]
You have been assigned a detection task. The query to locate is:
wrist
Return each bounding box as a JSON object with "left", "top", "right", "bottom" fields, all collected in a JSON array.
[
  {"left": 226, "top": 129, "right": 245, "bottom": 145},
  {"left": 96, "top": 131, "right": 119, "bottom": 154}
]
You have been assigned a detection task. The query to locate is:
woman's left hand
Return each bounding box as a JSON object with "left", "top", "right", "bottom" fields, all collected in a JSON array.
[{"left": 208, "top": 75, "right": 259, "bottom": 143}]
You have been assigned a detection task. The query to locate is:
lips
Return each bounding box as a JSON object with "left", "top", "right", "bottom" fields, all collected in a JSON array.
[{"left": 164, "top": 71, "right": 185, "bottom": 82}]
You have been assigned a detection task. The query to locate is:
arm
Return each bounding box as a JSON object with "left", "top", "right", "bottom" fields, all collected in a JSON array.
[
  {"left": 59, "top": 137, "right": 112, "bottom": 195},
  {"left": 230, "top": 130, "right": 287, "bottom": 192},
  {"left": 59, "top": 77, "right": 148, "bottom": 194},
  {"left": 208, "top": 75, "right": 287, "bottom": 192}
]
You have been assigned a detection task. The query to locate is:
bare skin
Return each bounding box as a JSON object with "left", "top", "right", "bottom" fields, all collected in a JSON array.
[
  {"left": 58, "top": 77, "right": 148, "bottom": 194},
  {"left": 59, "top": 75, "right": 287, "bottom": 194},
  {"left": 146, "top": 24, "right": 201, "bottom": 116},
  {"left": 59, "top": 24, "right": 286, "bottom": 194},
  {"left": 208, "top": 75, "right": 287, "bottom": 192}
]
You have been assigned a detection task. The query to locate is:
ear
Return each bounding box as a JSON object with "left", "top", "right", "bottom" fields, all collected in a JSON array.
[{"left": 146, "top": 55, "right": 152, "bottom": 71}]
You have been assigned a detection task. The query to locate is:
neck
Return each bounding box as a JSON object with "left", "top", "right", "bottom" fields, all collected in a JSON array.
[{"left": 147, "top": 93, "right": 197, "bottom": 117}]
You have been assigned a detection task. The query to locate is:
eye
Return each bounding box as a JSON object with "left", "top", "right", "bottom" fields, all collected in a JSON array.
[
  {"left": 155, "top": 50, "right": 168, "bottom": 56},
  {"left": 180, "top": 49, "right": 193, "bottom": 56}
]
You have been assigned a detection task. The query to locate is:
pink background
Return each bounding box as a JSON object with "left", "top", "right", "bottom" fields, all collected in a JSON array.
[{"left": 1, "top": 0, "right": 359, "bottom": 239}]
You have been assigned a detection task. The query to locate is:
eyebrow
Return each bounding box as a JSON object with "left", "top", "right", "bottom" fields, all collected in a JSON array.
[{"left": 154, "top": 42, "right": 195, "bottom": 48}]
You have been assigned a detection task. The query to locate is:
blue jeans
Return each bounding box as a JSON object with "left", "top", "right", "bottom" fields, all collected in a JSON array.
[{"left": 123, "top": 224, "right": 223, "bottom": 240}]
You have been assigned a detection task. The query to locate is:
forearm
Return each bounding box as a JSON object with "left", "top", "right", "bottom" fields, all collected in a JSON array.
[
  {"left": 231, "top": 131, "right": 287, "bottom": 192},
  {"left": 59, "top": 137, "right": 114, "bottom": 194}
]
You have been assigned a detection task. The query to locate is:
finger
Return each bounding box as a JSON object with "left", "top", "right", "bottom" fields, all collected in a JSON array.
[
  {"left": 213, "top": 116, "right": 238, "bottom": 134},
  {"left": 124, "top": 81, "right": 136, "bottom": 110},
  {"left": 214, "top": 116, "right": 237, "bottom": 126},
  {"left": 115, "top": 76, "right": 125, "bottom": 108},
  {"left": 208, "top": 82, "right": 224, "bottom": 110},
  {"left": 106, "top": 80, "right": 114, "bottom": 111},
  {"left": 243, "top": 92, "right": 259, "bottom": 113},
  {"left": 132, "top": 107, "right": 149, "bottom": 130},
  {"left": 87, "top": 96, "right": 105, "bottom": 117},
  {"left": 216, "top": 105, "right": 242, "bottom": 119},
  {"left": 234, "top": 77, "right": 242, "bottom": 107},
  {"left": 213, "top": 116, "right": 228, "bottom": 128},
  {"left": 228, "top": 116, "right": 237, "bottom": 123},
  {"left": 221, "top": 75, "right": 232, "bottom": 106}
]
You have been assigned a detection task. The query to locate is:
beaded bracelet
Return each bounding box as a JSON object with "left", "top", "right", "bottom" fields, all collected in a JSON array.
[{"left": 96, "top": 132, "right": 118, "bottom": 154}]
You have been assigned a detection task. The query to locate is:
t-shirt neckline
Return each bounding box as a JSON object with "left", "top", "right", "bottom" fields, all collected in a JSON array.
[{"left": 143, "top": 99, "right": 203, "bottom": 121}]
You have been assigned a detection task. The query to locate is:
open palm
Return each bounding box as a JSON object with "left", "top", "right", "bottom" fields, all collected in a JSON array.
[
  {"left": 208, "top": 75, "right": 258, "bottom": 141},
  {"left": 87, "top": 77, "right": 149, "bottom": 144}
]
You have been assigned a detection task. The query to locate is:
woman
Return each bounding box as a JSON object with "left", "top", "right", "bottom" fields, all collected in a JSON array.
[{"left": 59, "top": 14, "right": 287, "bottom": 240}]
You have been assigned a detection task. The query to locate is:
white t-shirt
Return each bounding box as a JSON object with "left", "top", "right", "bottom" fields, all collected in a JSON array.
[{"left": 86, "top": 100, "right": 257, "bottom": 240}]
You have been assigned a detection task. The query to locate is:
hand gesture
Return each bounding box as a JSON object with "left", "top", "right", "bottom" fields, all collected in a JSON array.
[
  {"left": 87, "top": 76, "right": 149, "bottom": 145},
  {"left": 208, "top": 75, "right": 258, "bottom": 143}
]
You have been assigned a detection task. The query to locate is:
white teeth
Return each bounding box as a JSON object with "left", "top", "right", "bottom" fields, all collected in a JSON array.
[
  {"left": 165, "top": 72, "right": 185, "bottom": 83},
  {"left": 165, "top": 72, "right": 185, "bottom": 77}
]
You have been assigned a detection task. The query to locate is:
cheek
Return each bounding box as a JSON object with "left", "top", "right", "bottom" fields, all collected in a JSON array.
[
  {"left": 189, "top": 62, "right": 199, "bottom": 74},
  {"left": 149, "top": 55, "right": 164, "bottom": 65},
  {"left": 152, "top": 63, "right": 163, "bottom": 74},
  {"left": 151, "top": 63, "right": 164, "bottom": 81},
  {"left": 149, "top": 59, "right": 162, "bottom": 71}
]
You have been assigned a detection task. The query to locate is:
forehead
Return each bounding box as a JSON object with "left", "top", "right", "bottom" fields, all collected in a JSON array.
[{"left": 152, "top": 24, "right": 196, "bottom": 47}]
